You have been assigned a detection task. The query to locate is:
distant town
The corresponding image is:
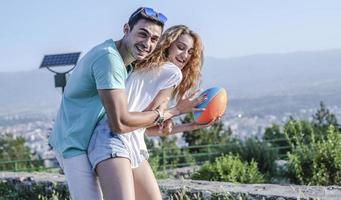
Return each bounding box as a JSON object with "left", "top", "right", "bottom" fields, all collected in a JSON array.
[{"left": 1, "top": 104, "right": 340, "bottom": 161}]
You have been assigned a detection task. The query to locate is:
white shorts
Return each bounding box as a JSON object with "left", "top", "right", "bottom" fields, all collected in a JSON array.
[{"left": 88, "top": 120, "right": 149, "bottom": 172}]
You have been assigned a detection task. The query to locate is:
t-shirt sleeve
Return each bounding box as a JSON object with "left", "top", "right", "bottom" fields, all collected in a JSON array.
[
  {"left": 159, "top": 63, "right": 183, "bottom": 90},
  {"left": 92, "top": 53, "right": 126, "bottom": 89}
]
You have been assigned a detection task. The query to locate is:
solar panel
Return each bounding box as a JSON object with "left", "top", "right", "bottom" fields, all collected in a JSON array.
[{"left": 40, "top": 52, "right": 81, "bottom": 68}]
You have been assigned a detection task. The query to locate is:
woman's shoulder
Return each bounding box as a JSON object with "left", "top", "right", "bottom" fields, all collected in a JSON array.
[
  {"left": 158, "top": 62, "right": 183, "bottom": 87},
  {"left": 161, "top": 62, "right": 178, "bottom": 69},
  {"left": 160, "top": 62, "right": 182, "bottom": 76},
  {"left": 129, "top": 62, "right": 182, "bottom": 84}
]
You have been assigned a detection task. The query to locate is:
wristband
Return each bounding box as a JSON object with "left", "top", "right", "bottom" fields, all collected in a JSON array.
[{"left": 154, "top": 109, "right": 164, "bottom": 126}]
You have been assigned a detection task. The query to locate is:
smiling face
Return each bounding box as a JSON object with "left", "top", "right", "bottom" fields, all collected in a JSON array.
[
  {"left": 167, "top": 33, "right": 194, "bottom": 69},
  {"left": 124, "top": 19, "right": 162, "bottom": 60}
]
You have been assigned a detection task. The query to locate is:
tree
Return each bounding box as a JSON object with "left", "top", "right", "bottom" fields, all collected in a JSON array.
[
  {"left": 147, "top": 135, "right": 195, "bottom": 174},
  {"left": 220, "top": 137, "right": 278, "bottom": 180},
  {"left": 0, "top": 133, "right": 36, "bottom": 171},
  {"left": 179, "top": 113, "right": 232, "bottom": 164},
  {"left": 181, "top": 113, "right": 231, "bottom": 147},
  {"left": 312, "top": 101, "right": 339, "bottom": 137},
  {"left": 263, "top": 124, "right": 290, "bottom": 157}
]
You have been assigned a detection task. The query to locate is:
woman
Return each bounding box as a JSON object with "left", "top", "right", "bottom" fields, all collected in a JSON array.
[{"left": 88, "top": 25, "right": 218, "bottom": 200}]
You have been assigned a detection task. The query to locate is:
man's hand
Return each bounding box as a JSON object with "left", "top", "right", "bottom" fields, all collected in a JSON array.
[
  {"left": 191, "top": 117, "right": 221, "bottom": 130},
  {"left": 158, "top": 119, "right": 173, "bottom": 136}
]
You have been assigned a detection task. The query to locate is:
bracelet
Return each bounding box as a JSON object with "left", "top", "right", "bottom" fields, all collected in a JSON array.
[{"left": 153, "top": 109, "right": 165, "bottom": 126}]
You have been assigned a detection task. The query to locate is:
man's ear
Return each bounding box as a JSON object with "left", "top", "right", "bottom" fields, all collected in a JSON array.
[{"left": 123, "top": 23, "right": 130, "bottom": 36}]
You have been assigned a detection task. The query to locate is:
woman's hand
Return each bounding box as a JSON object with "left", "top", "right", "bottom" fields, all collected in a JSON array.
[{"left": 174, "top": 90, "right": 207, "bottom": 115}]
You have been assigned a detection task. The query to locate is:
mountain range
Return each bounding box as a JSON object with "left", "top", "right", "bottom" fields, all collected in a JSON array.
[{"left": 1, "top": 49, "right": 341, "bottom": 116}]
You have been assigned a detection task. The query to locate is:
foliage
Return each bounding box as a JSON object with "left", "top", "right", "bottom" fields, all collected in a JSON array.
[
  {"left": 192, "top": 154, "right": 264, "bottom": 183},
  {"left": 312, "top": 101, "right": 339, "bottom": 137},
  {"left": 148, "top": 154, "right": 169, "bottom": 179},
  {"left": 286, "top": 122, "right": 341, "bottom": 185},
  {"left": 263, "top": 124, "right": 291, "bottom": 156},
  {"left": 261, "top": 102, "right": 341, "bottom": 184},
  {"left": 159, "top": 136, "right": 195, "bottom": 168},
  {"left": 263, "top": 102, "right": 340, "bottom": 157},
  {"left": 147, "top": 136, "right": 195, "bottom": 178},
  {"left": 0, "top": 133, "right": 44, "bottom": 171},
  {"left": 166, "top": 189, "right": 251, "bottom": 200},
  {"left": 181, "top": 113, "right": 231, "bottom": 147},
  {"left": 222, "top": 138, "right": 278, "bottom": 180},
  {"left": 0, "top": 178, "right": 70, "bottom": 200},
  {"left": 180, "top": 113, "right": 232, "bottom": 163}
]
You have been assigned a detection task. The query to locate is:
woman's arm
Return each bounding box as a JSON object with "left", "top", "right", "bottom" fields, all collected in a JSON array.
[
  {"left": 143, "top": 87, "right": 174, "bottom": 112},
  {"left": 145, "top": 118, "right": 219, "bottom": 137},
  {"left": 120, "top": 87, "right": 174, "bottom": 132}
]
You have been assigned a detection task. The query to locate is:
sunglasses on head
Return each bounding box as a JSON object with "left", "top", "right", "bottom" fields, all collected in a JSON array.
[{"left": 132, "top": 7, "right": 167, "bottom": 25}]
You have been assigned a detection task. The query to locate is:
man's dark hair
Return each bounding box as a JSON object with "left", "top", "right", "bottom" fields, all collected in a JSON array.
[{"left": 128, "top": 7, "right": 164, "bottom": 31}]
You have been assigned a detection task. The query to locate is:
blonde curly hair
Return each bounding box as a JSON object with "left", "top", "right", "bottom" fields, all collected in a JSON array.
[{"left": 134, "top": 25, "right": 203, "bottom": 100}]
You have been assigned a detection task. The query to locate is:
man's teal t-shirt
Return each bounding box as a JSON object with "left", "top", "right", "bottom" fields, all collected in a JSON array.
[{"left": 49, "top": 39, "right": 132, "bottom": 158}]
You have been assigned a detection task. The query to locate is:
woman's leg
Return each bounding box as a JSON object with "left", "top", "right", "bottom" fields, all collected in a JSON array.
[
  {"left": 132, "top": 160, "right": 162, "bottom": 200},
  {"left": 96, "top": 157, "right": 135, "bottom": 200}
]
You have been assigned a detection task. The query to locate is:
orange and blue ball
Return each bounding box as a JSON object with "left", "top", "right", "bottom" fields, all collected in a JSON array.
[{"left": 193, "top": 87, "right": 228, "bottom": 124}]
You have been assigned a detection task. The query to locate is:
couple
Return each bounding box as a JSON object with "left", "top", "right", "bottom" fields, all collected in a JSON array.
[{"left": 49, "top": 7, "right": 218, "bottom": 200}]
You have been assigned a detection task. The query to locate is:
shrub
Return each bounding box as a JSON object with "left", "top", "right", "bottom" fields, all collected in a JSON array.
[
  {"left": 181, "top": 113, "right": 231, "bottom": 148},
  {"left": 0, "top": 178, "right": 70, "bottom": 200},
  {"left": 148, "top": 155, "right": 169, "bottom": 179},
  {"left": 263, "top": 124, "right": 291, "bottom": 156},
  {"left": 245, "top": 139, "right": 277, "bottom": 177},
  {"left": 0, "top": 133, "right": 44, "bottom": 171},
  {"left": 191, "top": 154, "right": 264, "bottom": 183},
  {"left": 286, "top": 123, "right": 341, "bottom": 185},
  {"left": 149, "top": 136, "right": 195, "bottom": 169}
]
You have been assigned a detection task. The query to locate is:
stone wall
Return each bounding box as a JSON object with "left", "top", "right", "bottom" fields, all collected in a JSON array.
[{"left": 1, "top": 172, "right": 340, "bottom": 199}]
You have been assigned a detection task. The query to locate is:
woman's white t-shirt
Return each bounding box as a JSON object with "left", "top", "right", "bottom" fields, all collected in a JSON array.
[{"left": 103, "top": 62, "right": 182, "bottom": 167}]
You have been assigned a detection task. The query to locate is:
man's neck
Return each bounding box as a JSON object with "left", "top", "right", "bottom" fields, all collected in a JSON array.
[{"left": 115, "top": 39, "right": 135, "bottom": 67}]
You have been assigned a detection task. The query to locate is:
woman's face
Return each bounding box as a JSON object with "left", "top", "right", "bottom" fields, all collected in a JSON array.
[{"left": 168, "top": 33, "right": 194, "bottom": 69}]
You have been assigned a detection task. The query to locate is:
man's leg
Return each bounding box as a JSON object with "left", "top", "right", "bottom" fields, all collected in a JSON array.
[
  {"left": 55, "top": 153, "right": 103, "bottom": 200},
  {"left": 96, "top": 157, "right": 135, "bottom": 200},
  {"left": 132, "top": 160, "right": 162, "bottom": 200}
]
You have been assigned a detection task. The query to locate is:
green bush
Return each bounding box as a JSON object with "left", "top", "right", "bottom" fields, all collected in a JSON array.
[
  {"left": 286, "top": 122, "right": 341, "bottom": 185},
  {"left": 191, "top": 154, "right": 264, "bottom": 183},
  {"left": 149, "top": 136, "right": 195, "bottom": 169},
  {"left": 223, "top": 138, "right": 278, "bottom": 178},
  {"left": 148, "top": 155, "right": 169, "bottom": 179},
  {"left": 312, "top": 102, "right": 339, "bottom": 138},
  {"left": 181, "top": 114, "right": 231, "bottom": 147},
  {"left": 0, "top": 178, "right": 70, "bottom": 200},
  {"left": 263, "top": 124, "right": 291, "bottom": 156},
  {"left": 0, "top": 133, "right": 44, "bottom": 171}
]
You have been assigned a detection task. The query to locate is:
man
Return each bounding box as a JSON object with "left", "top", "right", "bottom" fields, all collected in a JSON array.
[{"left": 49, "top": 7, "right": 181, "bottom": 200}]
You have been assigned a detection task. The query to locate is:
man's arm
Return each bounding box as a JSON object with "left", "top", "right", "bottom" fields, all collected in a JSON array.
[
  {"left": 145, "top": 118, "right": 219, "bottom": 137},
  {"left": 99, "top": 89, "right": 161, "bottom": 133},
  {"left": 98, "top": 88, "right": 205, "bottom": 134}
]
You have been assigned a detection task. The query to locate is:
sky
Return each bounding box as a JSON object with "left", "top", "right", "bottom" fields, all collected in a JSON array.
[{"left": 0, "top": 0, "right": 341, "bottom": 72}]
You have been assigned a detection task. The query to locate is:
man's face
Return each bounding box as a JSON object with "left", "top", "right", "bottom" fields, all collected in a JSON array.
[{"left": 125, "top": 19, "right": 162, "bottom": 60}]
